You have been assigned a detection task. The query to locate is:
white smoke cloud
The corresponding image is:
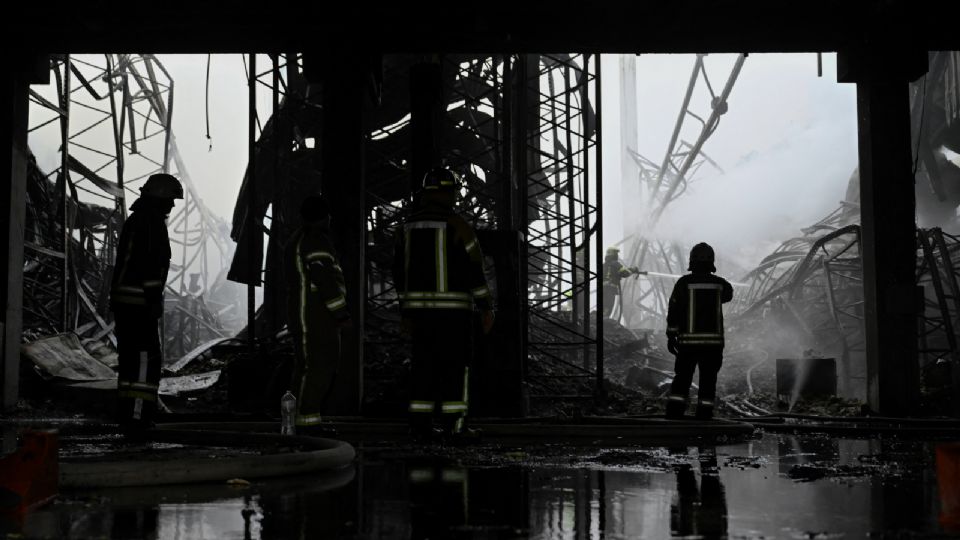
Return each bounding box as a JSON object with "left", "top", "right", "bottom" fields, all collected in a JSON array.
[{"left": 604, "top": 53, "right": 859, "bottom": 271}]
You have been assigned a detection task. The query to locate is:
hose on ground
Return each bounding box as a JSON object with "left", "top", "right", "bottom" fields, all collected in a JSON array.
[
  {"left": 734, "top": 412, "right": 960, "bottom": 436},
  {"left": 60, "top": 429, "right": 355, "bottom": 488}
]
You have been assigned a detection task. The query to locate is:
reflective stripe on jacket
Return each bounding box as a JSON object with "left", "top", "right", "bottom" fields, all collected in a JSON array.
[
  {"left": 603, "top": 259, "right": 633, "bottom": 287},
  {"left": 393, "top": 203, "right": 492, "bottom": 312},
  {"left": 285, "top": 224, "right": 349, "bottom": 336},
  {"left": 666, "top": 273, "right": 733, "bottom": 348}
]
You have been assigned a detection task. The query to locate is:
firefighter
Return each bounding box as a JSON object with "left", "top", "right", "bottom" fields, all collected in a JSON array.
[
  {"left": 286, "top": 194, "right": 350, "bottom": 433},
  {"left": 110, "top": 173, "right": 182, "bottom": 433},
  {"left": 393, "top": 167, "right": 495, "bottom": 442},
  {"left": 665, "top": 242, "right": 733, "bottom": 420},
  {"left": 602, "top": 246, "right": 641, "bottom": 319}
]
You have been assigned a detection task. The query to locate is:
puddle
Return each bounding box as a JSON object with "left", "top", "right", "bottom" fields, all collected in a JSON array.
[{"left": 4, "top": 432, "right": 953, "bottom": 539}]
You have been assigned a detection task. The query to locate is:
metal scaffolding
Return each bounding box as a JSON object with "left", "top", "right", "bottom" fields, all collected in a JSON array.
[
  {"left": 520, "top": 53, "right": 603, "bottom": 400},
  {"left": 358, "top": 54, "right": 604, "bottom": 403},
  {"left": 917, "top": 227, "right": 960, "bottom": 409},
  {"left": 442, "top": 55, "right": 512, "bottom": 228},
  {"left": 25, "top": 54, "right": 238, "bottom": 359}
]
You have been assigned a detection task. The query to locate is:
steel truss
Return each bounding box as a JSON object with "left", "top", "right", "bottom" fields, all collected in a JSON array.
[
  {"left": 732, "top": 218, "right": 960, "bottom": 403},
  {"left": 26, "top": 54, "right": 237, "bottom": 360},
  {"left": 241, "top": 53, "right": 323, "bottom": 336},
  {"left": 619, "top": 54, "right": 746, "bottom": 330},
  {"left": 917, "top": 228, "right": 960, "bottom": 405}
]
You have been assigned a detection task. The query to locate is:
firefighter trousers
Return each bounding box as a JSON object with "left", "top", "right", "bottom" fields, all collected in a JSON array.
[
  {"left": 602, "top": 285, "right": 619, "bottom": 319},
  {"left": 290, "top": 312, "right": 341, "bottom": 427},
  {"left": 668, "top": 347, "right": 723, "bottom": 417},
  {"left": 407, "top": 311, "right": 472, "bottom": 435},
  {"left": 115, "top": 309, "right": 163, "bottom": 429}
]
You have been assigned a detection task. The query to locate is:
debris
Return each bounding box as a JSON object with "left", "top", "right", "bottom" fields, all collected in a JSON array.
[
  {"left": 159, "top": 371, "right": 221, "bottom": 397},
  {"left": 725, "top": 455, "right": 765, "bottom": 470},
  {"left": 21, "top": 333, "right": 115, "bottom": 381},
  {"left": 721, "top": 392, "right": 862, "bottom": 417},
  {"left": 82, "top": 338, "right": 118, "bottom": 369},
  {"left": 165, "top": 337, "right": 231, "bottom": 374}
]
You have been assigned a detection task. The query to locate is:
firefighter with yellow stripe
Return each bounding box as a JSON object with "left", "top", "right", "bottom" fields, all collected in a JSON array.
[
  {"left": 110, "top": 173, "right": 182, "bottom": 433},
  {"left": 665, "top": 243, "right": 733, "bottom": 420},
  {"left": 285, "top": 195, "right": 351, "bottom": 432},
  {"left": 393, "top": 167, "right": 495, "bottom": 442},
  {"left": 603, "top": 246, "right": 641, "bottom": 319}
]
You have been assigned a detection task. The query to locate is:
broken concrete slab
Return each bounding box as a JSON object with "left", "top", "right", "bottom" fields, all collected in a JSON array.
[
  {"left": 159, "top": 371, "right": 221, "bottom": 397},
  {"left": 22, "top": 334, "right": 115, "bottom": 381},
  {"left": 53, "top": 371, "right": 221, "bottom": 399}
]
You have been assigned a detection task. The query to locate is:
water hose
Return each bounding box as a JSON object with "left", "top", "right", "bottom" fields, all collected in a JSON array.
[{"left": 60, "top": 429, "right": 355, "bottom": 488}]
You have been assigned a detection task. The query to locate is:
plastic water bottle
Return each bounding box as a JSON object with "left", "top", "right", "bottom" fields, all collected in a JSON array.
[{"left": 281, "top": 391, "right": 296, "bottom": 435}]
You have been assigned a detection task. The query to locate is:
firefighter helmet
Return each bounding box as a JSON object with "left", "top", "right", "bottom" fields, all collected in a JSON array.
[
  {"left": 605, "top": 246, "right": 620, "bottom": 259},
  {"left": 300, "top": 194, "right": 330, "bottom": 223},
  {"left": 422, "top": 167, "right": 460, "bottom": 191},
  {"left": 688, "top": 242, "right": 716, "bottom": 272},
  {"left": 140, "top": 173, "right": 184, "bottom": 200}
]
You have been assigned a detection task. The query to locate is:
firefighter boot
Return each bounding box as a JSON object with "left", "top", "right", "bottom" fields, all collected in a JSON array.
[
  {"left": 666, "top": 396, "right": 687, "bottom": 420},
  {"left": 446, "top": 426, "right": 483, "bottom": 446},
  {"left": 695, "top": 401, "right": 715, "bottom": 420},
  {"left": 410, "top": 415, "right": 444, "bottom": 443}
]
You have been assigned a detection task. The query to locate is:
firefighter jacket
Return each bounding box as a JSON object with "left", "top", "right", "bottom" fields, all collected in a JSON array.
[
  {"left": 603, "top": 258, "right": 635, "bottom": 289},
  {"left": 110, "top": 198, "right": 171, "bottom": 313},
  {"left": 393, "top": 202, "right": 492, "bottom": 312},
  {"left": 286, "top": 223, "right": 349, "bottom": 330},
  {"left": 666, "top": 272, "right": 733, "bottom": 348}
]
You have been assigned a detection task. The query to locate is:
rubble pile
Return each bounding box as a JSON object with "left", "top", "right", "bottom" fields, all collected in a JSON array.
[
  {"left": 21, "top": 153, "right": 115, "bottom": 340},
  {"left": 524, "top": 315, "right": 659, "bottom": 417},
  {"left": 17, "top": 139, "right": 243, "bottom": 420},
  {"left": 720, "top": 392, "right": 863, "bottom": 417}
]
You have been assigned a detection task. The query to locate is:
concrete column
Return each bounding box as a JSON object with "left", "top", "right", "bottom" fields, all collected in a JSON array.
[
  {"left": 320, "top": 54, "right": 366, "bottom": 415},
  {"left": 2, "top": 62, "right": 41, "bottom": 409},
  {"left": 840, "top": 49, "right": 926, "bottom": 415}
]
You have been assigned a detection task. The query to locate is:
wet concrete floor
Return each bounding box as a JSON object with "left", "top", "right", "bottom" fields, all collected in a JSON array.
[{"left": 4, "top": 431, "right": 957, "bottom": 539}]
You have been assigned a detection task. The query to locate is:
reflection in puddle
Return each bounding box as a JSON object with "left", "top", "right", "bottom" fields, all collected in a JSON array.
[{"left": 9, "top": 433, "right": 949, "bottom": 539}]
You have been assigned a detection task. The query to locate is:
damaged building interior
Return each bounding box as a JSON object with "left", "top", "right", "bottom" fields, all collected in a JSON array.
[{"left": 3, "top": 1, "right": 960, "bottom": 538}]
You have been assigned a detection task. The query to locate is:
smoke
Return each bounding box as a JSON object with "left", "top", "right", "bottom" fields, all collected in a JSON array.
[
  {"left": 607, "top": 53, "right": 858, "bottom": 272},
  {"left": 789, "top": 360, "right": 812, "bottom": 412},
  {"left": 652, "top": 120, "right": 856, "bottom": 271},
  {"left": 158, "top": 54, "right": 271, "bottom": 221}
]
